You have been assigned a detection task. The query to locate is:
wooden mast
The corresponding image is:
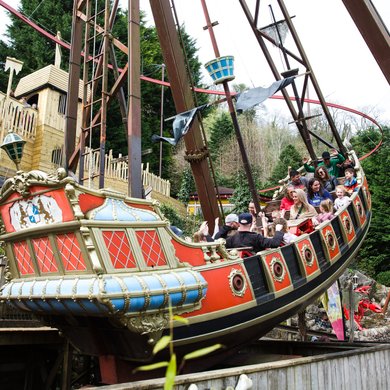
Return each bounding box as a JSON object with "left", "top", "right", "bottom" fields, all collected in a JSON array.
[{"left": 150, "top": 0, "right": 221, "bottom": 229}]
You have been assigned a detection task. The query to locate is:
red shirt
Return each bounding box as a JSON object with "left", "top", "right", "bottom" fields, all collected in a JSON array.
[{"left": 280, "top": 197, "right": 294, "bottom": 211}]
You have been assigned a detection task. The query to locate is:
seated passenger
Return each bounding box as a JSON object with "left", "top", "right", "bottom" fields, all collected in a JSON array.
[
  {"left": 288, "top": 169, "right": 308, "bottom": 191},
  {"left": 273, "top": 217, "right": 298, "bottom": 244},
  {"left": 337, "top": 157, "right": 355, "bottom": 177},
  {"left": 334, "top": 185, "right": 351, "bottom": 210},
  {"left": 307, "top": 178, "right": 333, "bottom": 207},
  {"left": 226, "top": 213, "right": 284, "bottom": 253},
  {"left": 303, "top": 149, "right": 345, "bottom": 177},
  {"left": 280, "top": 185, "right": 295, "bottom": 211},
  {"left": 289, "top": 189, "right": 318, "bottom": 220},
  {"left": 214, "top": 213, "right": 239, "bottom": 240},
  {"left": 193, "top": 221, "right": 214, "bottom": 243},
  {"left": 314, "top": 166, "right": 338, "bottom": 192},
  {"left": 344, "top": 168, "right": 358, "bottom": 194},
  {"left": 313, "top": 199, "right": 334, "bottom": 226}
]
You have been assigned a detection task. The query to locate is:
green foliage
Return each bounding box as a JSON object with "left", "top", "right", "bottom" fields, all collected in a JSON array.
[
  {"left": 5, "top": 0, "right": 73, "bottom": 77},
  {"left": 376, "top": 271, "right": 390, "bottom": 287},
  {"left": 208, "top": 111, "right": 234, "bottom": 158},
  {"left": 159, "top": 203, "right": 200, "bottom": 238},
  {"left": 270, "top": 144, "right": 302, "bottom": 181},
  {"left": 352, "top": 126, "right": 390, "bottom": 280},
  {"left": 230, "top": 170, "right": 253, "bottom": 213},
  {"left": 177, "top": 168, "right": 195, "bottom": 206},
  {"left": 134, "top": 304, "right": 223, "bottom": 390}
]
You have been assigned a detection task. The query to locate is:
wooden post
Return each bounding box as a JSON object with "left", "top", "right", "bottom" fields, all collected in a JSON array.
[{"left": 349, "top": 281, "right": 355, "bottom": 343}]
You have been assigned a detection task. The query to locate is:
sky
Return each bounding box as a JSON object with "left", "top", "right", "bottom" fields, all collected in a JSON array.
[{"left": 1, "top": 0, "right": 389, "bottom": 124}]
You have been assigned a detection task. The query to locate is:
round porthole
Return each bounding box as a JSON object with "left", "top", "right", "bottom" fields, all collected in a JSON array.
[
  {"left": 326, "top": 231, "right": 336, "bottom": 251},
  {"left": 302, "top": 244, "right": 314, "bottom": 267},
  {"left": 228, "top": 269, "right": 247, "bottom": 297},
  {"left": 343, "top": 216, "right": 352, "bottom": 234},
  {"left": 357, "top": 202, "right": 364, "bottom": 217},
  {"left": 270, "top": 257, "right": 286, "bottom": 282}
]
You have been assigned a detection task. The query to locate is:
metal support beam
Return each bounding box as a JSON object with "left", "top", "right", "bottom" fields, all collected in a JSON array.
[{"left": 342, "top": 0, "right": 390, "bottom": 85}]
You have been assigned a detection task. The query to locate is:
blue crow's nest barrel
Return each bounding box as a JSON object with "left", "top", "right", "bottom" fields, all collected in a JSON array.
[{"left": 205, "top": 56, "right": 235, "bottom": 84}]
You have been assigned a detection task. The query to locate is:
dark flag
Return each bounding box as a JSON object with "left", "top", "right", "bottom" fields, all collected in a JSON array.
[
  {"left": 152, "top": 105, "right": 207, "bottom": 146},
  {"left": 235, "top": 76, "right": 295, "bottom": 113}
]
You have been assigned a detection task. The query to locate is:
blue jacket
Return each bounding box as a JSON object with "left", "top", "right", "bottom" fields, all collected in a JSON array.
[{"left": 308, "top": 190, "right": 333, "bottom": 207}]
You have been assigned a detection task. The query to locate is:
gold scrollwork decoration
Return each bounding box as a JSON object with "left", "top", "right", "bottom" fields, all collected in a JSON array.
[{"left": 123, "top": 312, "right": 170, "bottom": 334}]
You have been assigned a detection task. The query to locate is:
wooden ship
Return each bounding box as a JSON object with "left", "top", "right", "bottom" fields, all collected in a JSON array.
[{"left": 0, "top": 0, "right": 383, "bottom": 384}]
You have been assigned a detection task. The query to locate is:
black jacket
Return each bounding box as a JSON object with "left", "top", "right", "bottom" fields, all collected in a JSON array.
[
  {"left": 214, "top": 225, "right": 236, "bottom": 240},
  {"left": 226, "top": 231, "right": 284, "bottom": 252}
]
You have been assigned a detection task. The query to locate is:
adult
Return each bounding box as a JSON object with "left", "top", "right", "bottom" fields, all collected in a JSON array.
[
  {"left": 289, "top": 189, "right": 318, "bottom": 220},
  {"left": 307, "top": 178, "right": 333, "bottom": 208},
  {"left": 226, "top": 213, "right": 284, "bottom": 253},
  {"left": 303, "top": 149, "right": 345, "bottom": 177},
  {"left": 314, "top": 166, "right": 338, "bottom": 192},
  {"left": 193, "top": 221, "right": 214, "bottom": 243},
  {"left": 214, "top": 213, "right": 239, "bottom": 240},
  {"left": 280, "top": 185, "right": 295, "bottom": 211},
  {"left": 248, "top": 200, "right": 260, "bottom": 232},
  {"left": 288, "top": 169, "right": 308, "bottom": 191}
]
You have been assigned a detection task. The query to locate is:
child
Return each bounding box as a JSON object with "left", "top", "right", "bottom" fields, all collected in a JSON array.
[
  {"left": 313, "top": 199, "right": 334, "bottom": 226},
  {"left": 273, "top": 217, "right": 298, "bottom": 244},
  {"left": 344, "top": 167, "right": 358, "bottom": 194},
  {"left": 334, "top": 185, "right": 351, "bottom": 210}
]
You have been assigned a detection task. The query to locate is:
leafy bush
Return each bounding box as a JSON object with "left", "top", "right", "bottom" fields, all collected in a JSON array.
[{"left": 376, "top": 271, "right": 390, "bottom": 287}]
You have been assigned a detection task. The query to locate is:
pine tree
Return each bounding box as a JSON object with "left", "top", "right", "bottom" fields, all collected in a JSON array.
[
  {"left": 352, "top": 126, "right": 390, "bottom": 284},
  {"left": 177, "top": 167, "right": 195, "bottom": 206},
  {"left": 270, "top": 144, "right": 303, "bottom": 181}
]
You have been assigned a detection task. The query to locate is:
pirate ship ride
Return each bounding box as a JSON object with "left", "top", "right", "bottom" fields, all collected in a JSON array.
[{"left": 0, "top": 0, "right": 381, "bottom": 382}]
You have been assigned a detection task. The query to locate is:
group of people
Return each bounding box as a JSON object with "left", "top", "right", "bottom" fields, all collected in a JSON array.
[
  {"left": 173, "top": 149, "right": 358, "bottom": 255},
  {"left": 281, "top": 150, "right": 357, "bottom": 226}
]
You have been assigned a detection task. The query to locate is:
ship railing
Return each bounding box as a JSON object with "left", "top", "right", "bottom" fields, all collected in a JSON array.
[
  {"left": 0, "top": 92, "right": 37, "bottom": 143},
  {"left": 82, "top": 147, "right": 171, "bottom": 197}
]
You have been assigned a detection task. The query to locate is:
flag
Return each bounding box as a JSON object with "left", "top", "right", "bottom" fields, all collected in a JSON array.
[
  {"left": 320, "top": 281, "right": 345, "bottom": 340},
  {"left": 235, "top": 76, "right": 295, "bottom": 113},
  {"left": 152, "top": 105, "right": 207, "bottom": 146}
]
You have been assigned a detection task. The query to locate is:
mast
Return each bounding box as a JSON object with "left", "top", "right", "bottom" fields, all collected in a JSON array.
[
  {"left": 199, "top": 0, "right": 262, "bottom": 215},
  {"left": 150, "top": 0, "right": 221, "bottom": 229},
  {"left": 238, "top": 0, "right": 347, "bottom": 157}
]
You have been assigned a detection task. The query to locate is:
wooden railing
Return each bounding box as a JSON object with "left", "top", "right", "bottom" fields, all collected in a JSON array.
[
  {"left": 83, "top": 147, "right": 171, "bottom": 197},
  {"left": 0, "top": 93, "right": 37, "bottom": 143}
]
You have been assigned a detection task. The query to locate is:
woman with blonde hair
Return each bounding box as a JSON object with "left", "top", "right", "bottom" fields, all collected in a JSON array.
[{"left": 289, "top": 188, "right": 318, "bottom": 220}]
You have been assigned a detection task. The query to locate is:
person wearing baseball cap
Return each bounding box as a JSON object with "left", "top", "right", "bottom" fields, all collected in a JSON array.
[
  {"left": 302, "top": 148, "right": 345, "bottom": 177},
  {"left": 225, "top": 212, "right": 284, "bottom": 253},
  {"left": 213, "top": 213, "right": 239, "bottom": 240}
]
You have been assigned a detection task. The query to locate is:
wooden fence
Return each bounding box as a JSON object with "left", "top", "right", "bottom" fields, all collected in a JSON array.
[
  {"left": 0, "top": 93, "right": 37, "bottom": 143},
  {"left": 82, "top": 147, "right": 171, "bottom": 197},
  {"left": 96, "top": 343, "right": 390, "bottom": 390}
]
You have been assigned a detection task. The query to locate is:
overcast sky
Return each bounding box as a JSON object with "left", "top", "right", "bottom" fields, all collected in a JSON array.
[{"left": 1, "top": 0, "right": 389, "bottom": 124}]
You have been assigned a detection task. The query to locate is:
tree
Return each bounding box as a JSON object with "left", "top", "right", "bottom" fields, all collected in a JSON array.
[
  {"left": 208, "top": 110, "right": 234, "bottom": 158},
  {"left": 177, "top": 167, "right": 195, "bottom": 206},
  {"left": 351, "top": 126, "right": 390, "bottom": 283},
  {"left": 270, "top": 144, "right": 303, "bottom": 181}
]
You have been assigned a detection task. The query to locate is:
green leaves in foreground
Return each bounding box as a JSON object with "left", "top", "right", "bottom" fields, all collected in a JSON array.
[
  {"left": 183, "top": 344, "right": 223, "bottom": 361},
  {"left": 133, "top": 311, "right": 223, "bottom": 390}
]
